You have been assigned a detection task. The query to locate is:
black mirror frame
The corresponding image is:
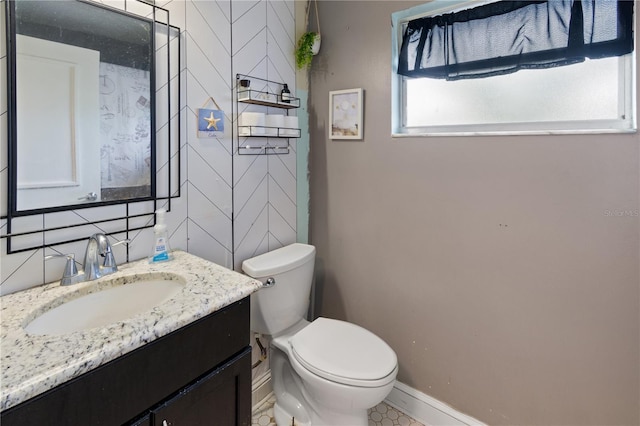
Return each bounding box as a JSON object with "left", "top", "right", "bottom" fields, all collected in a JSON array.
[
  {"left": 2, "top": 0, "right": 181, "bottom": 255},
  {"left": 6, "top": 0, "right": 156, "bottom": 217}
]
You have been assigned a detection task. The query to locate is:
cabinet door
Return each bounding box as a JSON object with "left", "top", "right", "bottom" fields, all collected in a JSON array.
[{"left": 152, "top": 348, "right": 251, "bottom": 426}]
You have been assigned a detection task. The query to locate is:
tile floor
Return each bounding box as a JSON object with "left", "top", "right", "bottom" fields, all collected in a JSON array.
[{"left": 252, "top": 394, "right": 425, "bottom": 426}]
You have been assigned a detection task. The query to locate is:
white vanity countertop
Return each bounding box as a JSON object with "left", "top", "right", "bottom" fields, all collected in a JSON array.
[{"left": 0, "top": 250, "right": 263, "bottom": 412}]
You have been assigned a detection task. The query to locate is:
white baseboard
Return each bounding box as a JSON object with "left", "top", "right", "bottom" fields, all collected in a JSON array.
[
  {"left": 252, "top": 371, "right": 273, "bottom": 409},
  {"left": 251, "top": 373, "right": 484, "bottom": 426},
  {"left": 385, "top": 381, "right": 486, "bottom": 426}
]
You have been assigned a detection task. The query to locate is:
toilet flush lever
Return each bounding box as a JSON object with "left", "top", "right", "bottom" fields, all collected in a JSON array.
[{"left": 264, "top": 277, "right": 276, "bottom": 288}]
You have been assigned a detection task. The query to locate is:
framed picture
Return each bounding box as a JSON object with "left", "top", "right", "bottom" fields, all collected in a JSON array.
[
  {"left": 329, "top": 88, "right": 363, "bottom": 140},
  {"left": 197, "top": 108, "right": 224, "bottom": 137}
]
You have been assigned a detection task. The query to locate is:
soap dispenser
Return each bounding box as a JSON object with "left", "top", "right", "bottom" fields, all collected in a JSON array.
[{"left": 149, "top": 208, "right": 172, "bottom": 263}]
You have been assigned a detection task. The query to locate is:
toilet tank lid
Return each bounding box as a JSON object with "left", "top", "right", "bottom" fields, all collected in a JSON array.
[{"left": 242, "top": 243, "right": 316, "bottom": 277}]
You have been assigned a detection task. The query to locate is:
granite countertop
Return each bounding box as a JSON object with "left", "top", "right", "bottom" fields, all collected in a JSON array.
[{"left": 0, "top": 250, "right": 263, "bottom": 412}]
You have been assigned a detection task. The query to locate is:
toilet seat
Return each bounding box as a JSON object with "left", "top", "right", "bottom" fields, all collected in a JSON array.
[{"left": 289, "top": 318, "right": 398, "bottom": 388}]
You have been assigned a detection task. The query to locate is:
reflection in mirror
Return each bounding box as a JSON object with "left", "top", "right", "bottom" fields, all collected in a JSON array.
[{"left": 8, "top": 0, "right": 155, "bottom": 214}]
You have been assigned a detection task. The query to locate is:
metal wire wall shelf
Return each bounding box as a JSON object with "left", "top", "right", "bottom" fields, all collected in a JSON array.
[
  {"left": 236, "top": 74, "right": 300, "bottom": 155},
  {"left": 237, "top": 89, "right": 300, "bottom": 109}
]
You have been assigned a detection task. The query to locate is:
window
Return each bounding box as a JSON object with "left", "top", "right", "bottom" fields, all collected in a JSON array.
[{"left": 391, "top": 0, "right": 636, "bottom": 136}]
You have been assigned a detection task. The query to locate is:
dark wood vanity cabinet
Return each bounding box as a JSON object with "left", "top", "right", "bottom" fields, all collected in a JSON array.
[
  {"left": 148, "top": 349, "right": 250, "bottom": 426},
  {"left": 1, "top": 297, "right": 252, "bottom": 426}
]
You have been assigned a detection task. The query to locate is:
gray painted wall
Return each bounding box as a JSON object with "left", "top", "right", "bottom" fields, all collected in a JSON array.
[{"left": 308, "top": 1, "right": 639, "bottom": 425}]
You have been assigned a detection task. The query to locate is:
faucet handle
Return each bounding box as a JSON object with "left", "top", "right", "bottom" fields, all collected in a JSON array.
[
  {"left": 45, "top": 253, "right": 85, "bottom": 286},
  {"left": 111, "top": 239, "right": 131, "bottom": 248},
  {"left": 103, "top": 239, "right": 131, "bottom": 271}
]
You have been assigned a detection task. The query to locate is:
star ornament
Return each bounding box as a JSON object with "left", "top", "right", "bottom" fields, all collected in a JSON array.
[{"left": 205, "top": 111, "right": 221, "bottom": 130}]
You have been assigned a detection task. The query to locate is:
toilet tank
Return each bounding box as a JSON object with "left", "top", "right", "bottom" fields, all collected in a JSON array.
[{"left": 242, "top": 243, "right": 316, "bottom": 336}]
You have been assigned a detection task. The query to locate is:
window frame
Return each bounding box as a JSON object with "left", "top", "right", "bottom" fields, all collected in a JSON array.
[{"left": 391, "top": 0, "right": 637, "bottom": 137}]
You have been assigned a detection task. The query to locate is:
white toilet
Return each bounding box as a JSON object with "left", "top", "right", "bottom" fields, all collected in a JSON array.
[{"left": 242, "top": 243, "right": 398, "bottom": 426}]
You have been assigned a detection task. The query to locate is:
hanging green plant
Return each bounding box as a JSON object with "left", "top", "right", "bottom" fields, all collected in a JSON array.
[{"left": 295, "top": 31, "right": 320, "bottom": 69}]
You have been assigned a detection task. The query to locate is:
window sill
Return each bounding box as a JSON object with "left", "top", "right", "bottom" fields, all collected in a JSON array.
[{"left": 392, "top": 121, "right": 637, "bottom": 138}]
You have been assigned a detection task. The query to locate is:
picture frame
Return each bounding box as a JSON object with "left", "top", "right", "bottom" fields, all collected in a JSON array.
[
  {"left": 197, "top": 108, "right": 225, "bottom": 137},
  {"left": 329, "top": 88, "right": 363, "bottom": 140}
]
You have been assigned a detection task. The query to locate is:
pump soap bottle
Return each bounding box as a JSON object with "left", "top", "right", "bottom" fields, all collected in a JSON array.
[
  {"left": 149, "top": 208, "right": 172, "bottom": 263},
  {"left": 281, "top": 84, "right": 291, "bottom": 103}
]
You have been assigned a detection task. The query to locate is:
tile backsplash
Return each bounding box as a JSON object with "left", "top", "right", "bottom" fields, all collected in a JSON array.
[{"left": 0, "top": 0, "right": 298, "bottom": 295}]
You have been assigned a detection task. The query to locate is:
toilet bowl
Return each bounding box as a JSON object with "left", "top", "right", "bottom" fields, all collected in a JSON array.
[
  {"left": 242, "top": 243, "right": 398, "bottom": 426},
  {"left": 271, "top": 318, "right": 398, "bottom": 426}
]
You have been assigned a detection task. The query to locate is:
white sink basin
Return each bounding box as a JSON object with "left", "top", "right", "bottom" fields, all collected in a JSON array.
[{"left": 24, "top": 274, "right": 185, "bottom": 336}]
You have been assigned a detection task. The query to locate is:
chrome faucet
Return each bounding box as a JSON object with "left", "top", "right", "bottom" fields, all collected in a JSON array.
[
  {"left": 83, "top": 233, "right": 128, "bottom": 281},
  {"left": 83, "top": 233, "right": 111, "bottom": 281},
  {"left": 47, "top": 233, "right": 129, "bottom": 285}
]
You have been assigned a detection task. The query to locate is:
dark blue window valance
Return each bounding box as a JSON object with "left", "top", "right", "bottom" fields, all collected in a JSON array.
[{"left": 398, "top": 0, "right": 634, "bottom": 80}]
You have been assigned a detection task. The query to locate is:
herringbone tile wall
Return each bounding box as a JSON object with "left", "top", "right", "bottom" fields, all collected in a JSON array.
[
  {"left": 232, "top": 0, "right": 298, "bottom": 271},
  {"left": 0, "top": 0, "right": 298, "bottom": 298}
]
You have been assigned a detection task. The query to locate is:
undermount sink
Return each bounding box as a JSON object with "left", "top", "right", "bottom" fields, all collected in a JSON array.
[{"left": 24, "top": 274, "right": 186, "bottom": 336}]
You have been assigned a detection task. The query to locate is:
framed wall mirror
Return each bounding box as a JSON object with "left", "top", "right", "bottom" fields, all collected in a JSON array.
[{"left": 6, "top": 0, "right": 156, "bottom": 215}]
